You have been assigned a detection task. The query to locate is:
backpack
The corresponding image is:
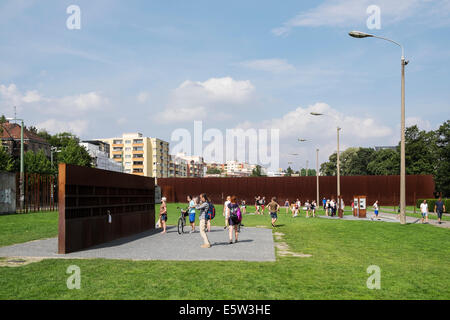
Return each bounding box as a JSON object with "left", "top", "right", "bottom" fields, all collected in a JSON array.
[
  {"left": 229, "top": 205, "right": 242, "bottom": 223},
  {"left": 206, "top": 202, "right": 215, "bottom": 220}
]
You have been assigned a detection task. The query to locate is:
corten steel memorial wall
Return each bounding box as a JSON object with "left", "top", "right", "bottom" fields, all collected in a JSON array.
[
  {"left": 158, "top": 175, "right": 434, "bottom": 206},
  {"left": 58, "top": 164, "right": 155, "bottom": 253}
]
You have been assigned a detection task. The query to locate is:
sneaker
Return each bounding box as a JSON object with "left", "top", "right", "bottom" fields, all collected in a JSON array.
[
  {"left": 224, "top": 226, "right": 227, "bottom": 230},
  {"left": 234, "top": 239, "right": 239, "bottom": 244},
  {"left": 201, "top": 243, "right": 211, "bottom": 248}
]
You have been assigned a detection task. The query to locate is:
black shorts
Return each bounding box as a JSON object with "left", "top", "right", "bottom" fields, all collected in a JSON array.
[
  {"left": 437, "top": 210, "right": 443, "bottom": 219},
  {"left": 160, "top": 214, "right": 167, "bottom": 221}
]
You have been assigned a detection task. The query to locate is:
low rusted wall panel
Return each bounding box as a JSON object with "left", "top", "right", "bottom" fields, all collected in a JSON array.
[
  {"left": 158, "top": 175, "right": 434, "bottom": 206},
  {"left": 58, "top": 164, "right": 155, "bottom": 254}
]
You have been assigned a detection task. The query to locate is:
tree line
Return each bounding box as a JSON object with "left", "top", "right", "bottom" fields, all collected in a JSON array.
[
  {"left": 319, "top": 121, "right": 449, "bottom": 196},
  {"left": 0, "top": 116, "right": 92, "bottom": 175}
]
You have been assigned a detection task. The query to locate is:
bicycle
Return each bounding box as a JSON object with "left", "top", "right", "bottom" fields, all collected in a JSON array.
[{"left": 177, "top": 207, "right": 189, "bottom": 235}]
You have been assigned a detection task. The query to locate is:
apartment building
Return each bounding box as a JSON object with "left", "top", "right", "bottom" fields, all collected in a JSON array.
[
  {"left": 205, "top": 161, "right": 257, "bottom": 177},
  {"left": 174, "top": 153, "right": 205, "bottom": 177},
  {"left": 80, "top": 141, "right": 123, "bottom": 173},
  {"left": 168, "top": 154, "right": 188, "bottom": 177},
  {"left": 99, "top": 133, "right": 169, "bottom": 178}
]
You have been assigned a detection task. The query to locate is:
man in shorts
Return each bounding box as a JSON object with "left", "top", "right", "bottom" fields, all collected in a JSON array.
[
  {"left": 372, "top": 200, "right": 380, "bottom": 220},
  {"left": 434, "top": 197, "right": 446, "bottom": 225},
  {"left": 420, "top": 199, "right": 429, "bottom": 224},
  {"left": 187, "top": 195, "right": 196, "bottom": 233},
  {"left": 268, "top": 197, "right": 280, "bottom": 227}
]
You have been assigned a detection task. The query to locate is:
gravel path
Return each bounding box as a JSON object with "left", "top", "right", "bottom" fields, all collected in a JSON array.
[{"left": 0, "top": 226, "right": 276, "bottom": 262}]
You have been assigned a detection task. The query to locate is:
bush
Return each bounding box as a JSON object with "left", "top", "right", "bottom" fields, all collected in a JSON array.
[{"left": 416, "top": 198, "right": 449, "bottom": 212}]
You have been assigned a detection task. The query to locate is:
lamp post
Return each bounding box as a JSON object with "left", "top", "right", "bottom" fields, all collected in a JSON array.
[
  {"left": 310, "top": 112, "right": 343, "bottom": 217},
  {"left": 297, "top": 138, "right": 320, "bottom": 205},
  {"left": 6, "top": 117, "right": 24, "bottom": 211},
  {"left": 316, "top": 148, "right": 320, "bottom": 206},
  {"left": 348, "top": 30, "right": 408, "bottom": 225}
]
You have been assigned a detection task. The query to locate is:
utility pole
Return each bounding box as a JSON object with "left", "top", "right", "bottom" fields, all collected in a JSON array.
[
  {"left": 337, "top": 127, "right": 342, "bottom": 218},
  {"left": 316, "top": 149, "right": 319, "bottom": 205}
]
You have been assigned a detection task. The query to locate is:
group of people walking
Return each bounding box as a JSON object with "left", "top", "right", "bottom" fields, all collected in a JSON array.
[
  {"left": 283, "top": 199, "right": 318, "bottom": 218},
  {"left": 158, "top": 194, "right": 243, "bottom": 248}
]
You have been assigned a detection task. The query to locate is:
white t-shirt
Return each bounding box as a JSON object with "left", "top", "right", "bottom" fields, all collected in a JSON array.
[
  {"left": 373, "top": 203, "right": 379, "bottom": 211},
  {"left": 224, "top": 200, "right": 231, "bottom": 216},
  {"left": 420, "top": 203, "right": 428, "bottom": 213}
]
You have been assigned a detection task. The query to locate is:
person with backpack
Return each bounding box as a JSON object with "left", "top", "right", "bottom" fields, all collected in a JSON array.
[
  {"left": 227, "top": 195, "right": 242, "bottom": 244},
  {"left": 205, "top": 198, "right": 216, "bottom": 232},
  {"left": 268, "top": 197, "right": 280, "bottom": 227},
  {"left": 195, "top": 193, "right": 212, "bottom": 248}
]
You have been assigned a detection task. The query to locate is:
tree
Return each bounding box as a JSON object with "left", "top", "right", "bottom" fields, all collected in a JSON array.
[
  {"left": 367, "top": 149, "right": 400, "bottom": 175},
  {"left": 300, "top": 168, "right": 307, "bottom": 176},
  {"left": 435, "top": 120, "right": 450, "bottom": 196},
  {"left": 320, "top": 152, "right": 337, "bottom": 176},
  {"left": 251, "top": 165, "right": 265, "bottom": 177},
  {"left": 404, "top": 125, "right": 438, "bottom": 175},
  {"left": 0, "top": 145, "right": 15, "bottom": 172},
  {"left": 58, "top": 139, "right": 92, "bottom": 167},
  {"left": 206, "top": 167, "right": 221, "bottom": 174},
  {"left": 24, "top": 150, "right": 52, "bottom": 174},
  {"left": 308, "top": 169, "right": 316, "bottom": 176},
  {"left": 285, "top": 166, "right": 294, "bottom": 176}
]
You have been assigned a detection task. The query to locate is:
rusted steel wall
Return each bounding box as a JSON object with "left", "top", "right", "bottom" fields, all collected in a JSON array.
[
  {"left": 158, "top": 175, "right": 434, "bottom": 206},
  {"left": 58, "top": 164, "right": 155, "bottom": 254}
]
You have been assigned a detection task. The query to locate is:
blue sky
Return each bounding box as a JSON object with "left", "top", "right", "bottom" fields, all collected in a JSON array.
[{"left": 1, "top": 0, "right": 449, "bottom": 169}]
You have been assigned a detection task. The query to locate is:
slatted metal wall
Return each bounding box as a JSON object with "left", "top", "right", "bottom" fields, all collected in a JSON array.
[
  {"left": 158, "top": 175, "right": 434, "bottom": 206},
  {"left": 58, "top": 163, "right": 155, "bottom": 253}
]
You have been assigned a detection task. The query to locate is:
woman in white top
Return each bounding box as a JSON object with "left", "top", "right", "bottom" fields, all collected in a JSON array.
[{"left": 224, "top": 196, "right": 231, "bottom": 230}]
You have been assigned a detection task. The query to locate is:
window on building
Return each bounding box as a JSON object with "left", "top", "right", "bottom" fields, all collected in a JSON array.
[
  {"left": 133, "top": 161, "right": 143, "bottom": 166},
  {"left": 125, "top": 140, "right": 131, "bottom": 144},
  {"left": 133, "top": 139, "right": 143, "bottom": 144},
  {"left": 113, "top": 140, "right": 123, "bottom": 144},
  {"left": 133, "top": 146, "right": 143, "bottom": 151},
  {"left": 125, "top": 155, "right": 131, "bottom": 159},
  {"left": 113, "top": 147, "right": 123, "bottom": 151},
  {"left": 133, "top": 168, "right": 143, "bottom": 173}
]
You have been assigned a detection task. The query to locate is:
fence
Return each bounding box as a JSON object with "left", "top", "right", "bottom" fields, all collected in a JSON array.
[
  {"left": 58, "top": 163, "right": 155, "bottom": 253},
  {"left": 15, "top": 173, "right": 57, "bottom": 213},
  {"left": 157, "top": 175, "right": 435, "bottom": 206}
]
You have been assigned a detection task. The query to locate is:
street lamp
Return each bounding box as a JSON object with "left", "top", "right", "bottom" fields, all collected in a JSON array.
[
  {"left": 310, "top": 112, "right": 343, "bottom": 217},
  {"left": 348, "top": 30, "right": 408, "bottom": 225},
  {"left": 6, "top": 117, "right": 24, "bottom": 211}
]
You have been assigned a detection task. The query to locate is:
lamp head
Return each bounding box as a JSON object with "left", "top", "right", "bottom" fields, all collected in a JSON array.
[{"left": 348, "top": 31, "right": 373, "bottom": 38}]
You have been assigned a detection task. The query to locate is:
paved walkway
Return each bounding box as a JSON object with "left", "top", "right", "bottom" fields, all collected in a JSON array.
[
  {"left": 319, "top": 212, "right": 449, "bottom": 228},
  {"left": 0, "top": 226, "right": 276, "bottom": 262}
]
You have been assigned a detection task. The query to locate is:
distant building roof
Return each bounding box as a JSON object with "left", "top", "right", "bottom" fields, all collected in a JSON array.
[{"left": 1, "top": 121, "right": 49, "bottom": 145}]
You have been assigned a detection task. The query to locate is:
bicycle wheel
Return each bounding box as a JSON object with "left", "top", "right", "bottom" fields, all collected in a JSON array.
[{"left": 177, "top": 217, "right": 184, "bottom": 234}]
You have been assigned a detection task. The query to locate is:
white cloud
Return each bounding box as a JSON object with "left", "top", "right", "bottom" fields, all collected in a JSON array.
[
  {"left": 234, "top": 102, "right": 394, "bottom": 166},
  {"left": 36, "top": 119, "right": 89, "bottom": 136},
  {"left": 406, "top": 116, "right": 432, "bottom": 131},
  {"left": 272, "top": 0, "right": 443, "bottom": 36},
  {"left": 157, "top": 77, "right": 255, "bottom": 123},
  {"left": 0, "top": 83, "right": 108, "bottom": 116},
  {"left": 137, "top": 91, "right": 150, "bottom": 104},
  {"left": 238, "top": 58, "right": 296, "bottom": 73}
]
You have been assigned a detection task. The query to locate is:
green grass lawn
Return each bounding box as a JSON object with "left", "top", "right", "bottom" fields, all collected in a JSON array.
[
  {"left": 0, "top": 211, "right": 58, "bottom": 247},
  {"left": 0, "top": 204, "right": 449, "bottom": 300}
]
